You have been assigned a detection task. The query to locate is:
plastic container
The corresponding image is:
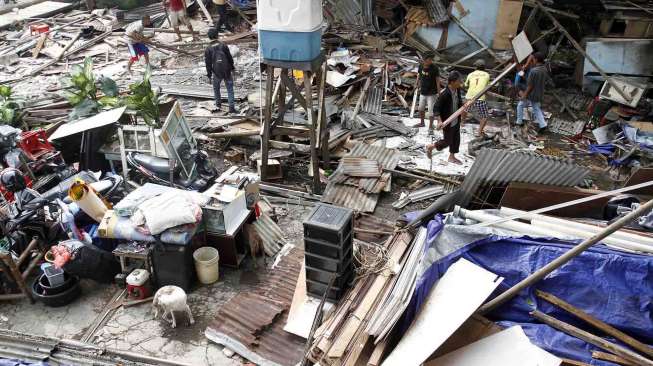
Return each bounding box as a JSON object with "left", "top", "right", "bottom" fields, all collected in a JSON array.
[
  {"left": 151, "top": 242, "right": 195, "bottom": 291},
  {"left": 303, "top": 203, "right": 354, "bottom": 243},
  {"left": 259, "top": 27, "right": 322, "bottom": 62},
  {"left": 43, "top": 266, "right": 65, "bottom": 287},
  {"left": 305, "top": 249, "right": 352, "bottom": 273},
  {"left": 257, "top": 0, "right": 323, "bottom": 32},
  {"left": 305, "top": 233, "right": 352, "bottom": 259},
  {"left": 193, "top": 247, "right": 220, "bottom": 285},
  {"left": 126, "top": 269, "right": 149, "bottom": 286}
]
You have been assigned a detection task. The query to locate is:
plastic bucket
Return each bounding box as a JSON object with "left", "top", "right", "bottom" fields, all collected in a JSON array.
[{"left": 193, "top": 247, "right": 220, "bottom": 284}]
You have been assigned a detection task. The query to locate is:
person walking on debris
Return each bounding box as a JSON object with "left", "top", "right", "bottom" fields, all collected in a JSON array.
[
  {"left": 213, "top": 0, "right": 232, "bottom": 32},
  {"left": 205, "top": 28, "right": 237, "bottom": 115},
  {"left": 516, "top": 52, "right": 549, "bottom": 134},
  {"left": 417, "top": 52, "right": 441, "bottom": 131},
  {"left": 426, "top": 71, "right": 464, "bottom": 165},
  {"left": 125, "top": 16, "right": 153, "bottom": 74},
  {"left": 463, "top": 59, "right": 491, "bottom": 136},
  {"left": 163, "top": 0, "right": 199, "bottom": 42}
]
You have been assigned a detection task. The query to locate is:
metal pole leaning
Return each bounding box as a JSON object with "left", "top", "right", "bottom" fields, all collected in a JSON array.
[{"left": 478, "top": 197, "right": 653, "bottom": 314}]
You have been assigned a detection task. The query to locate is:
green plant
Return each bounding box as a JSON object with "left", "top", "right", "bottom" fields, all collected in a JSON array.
[
  {"left": 0, "top": 85, "right": 23, "bottom": 127},
  {"left": 123, "top": 67, "right": 162, "bottom": 128},
  {"left": 63, "top": 57, "right": 120, "bottom": 120}
]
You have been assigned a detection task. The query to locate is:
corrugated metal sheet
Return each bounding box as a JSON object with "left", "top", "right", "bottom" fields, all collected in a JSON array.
[
  {"left": 425, "top": 0, "right": 450, "bottom": 25},
  {"left": 155, "top": 84, "right": 247, "bottom": 101},
  {"left": 322, "top": 184, "right": 380, "bottom": 213},
  {"left": 322, "top": 143, "right": 402, "bottom": 212},
  {"left": 459, "top": 149, "right": 590, "bottom": 206},
  {"left": 252, "top": 214, "right": 286, "bottom": 256},
  {"left": 0, "top": 330, "right": 187, "bottom": 366},
  {"left": 326, "top": 0, "right": 364, "bottom": 27},
  {"left": 206, "top": 247, "right": 305, "bottom": 366},
  {"left": 341, "top": 157, "right": 382, "bottom": 177},
  {"left": 363, "top": 86, "right": 383, "bottom": 115},
  {"left": 361, "top": 113, "right": 414, "bottom": 136}
]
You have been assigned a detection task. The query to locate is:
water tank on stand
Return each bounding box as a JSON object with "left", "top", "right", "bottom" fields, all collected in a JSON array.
[{"left": 257, "top": 0, "right": 323, "bottom": 62}]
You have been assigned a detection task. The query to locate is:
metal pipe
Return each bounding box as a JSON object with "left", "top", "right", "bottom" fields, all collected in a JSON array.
[
  {"left": 454, "top": 207, "right": 561, "bottom": 238},
  {"left": 501, "top": 207, "right": 653, "bottom": 248},
  {"left": 478, "top": 198, "right": 653, "bottom": 314}
]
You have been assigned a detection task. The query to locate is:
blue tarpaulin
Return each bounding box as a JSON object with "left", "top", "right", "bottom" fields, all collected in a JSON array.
[{"left": 402, "top": 214, "right": 653, "bottom": 365}]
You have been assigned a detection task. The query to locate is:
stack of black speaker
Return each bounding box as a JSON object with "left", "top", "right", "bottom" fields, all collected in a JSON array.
[{"left": 303, "top": 203, "right": 354, "bottom": 301}]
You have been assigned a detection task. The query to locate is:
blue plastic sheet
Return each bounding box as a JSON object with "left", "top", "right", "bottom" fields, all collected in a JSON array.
[{"left": 402, "top": 215, "right": 653, "bottom": 365}]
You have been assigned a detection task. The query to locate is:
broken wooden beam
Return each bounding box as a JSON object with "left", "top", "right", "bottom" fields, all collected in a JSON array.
[
  {"left": 592, "top": 351, "right": 638, "bottom": 366},
  {"left": 531, "top": 310, "right": 653, "bottom": 366},
  {"left": 536, "top": 290, "right": 653, "bottom": 359}
]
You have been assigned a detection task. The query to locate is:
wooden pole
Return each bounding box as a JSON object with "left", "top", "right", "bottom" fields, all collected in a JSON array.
[
  {"left": 531, "top": 310, "right": 653, "bottom": 366},
  {"left": 592, "top": 351, "right": 638, "bottom": 366},
  {"left": 260, "top": 64, "right": 274, "bottom": 180},
  {"left": 533, "top": 0, "right": 632, "bottom": 103},
  {"left": 536, "top": 290, "right": 653, "bottom": 359},
  {"left": 478, "top": 198, "right": 653, "bottom": 314},
  {"left": 305, "top": 71, "right": 320, "bottom": 193},
  {"left": 441, "top": 62, "right": 517, "bottom": 128},
  {"left": 196, "top": 0, "right": 215, "bottom": 26}
]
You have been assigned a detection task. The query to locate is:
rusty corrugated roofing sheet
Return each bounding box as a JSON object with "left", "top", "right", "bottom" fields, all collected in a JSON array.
[
  {"left": 205, "top": 247, "right": 305, "bottom": 366},
  {"left": 341, "top": 157, "right": 382, "bottom": 177},
  {"left": 322, "top": 143, "right": 401, "bottom": 212}
]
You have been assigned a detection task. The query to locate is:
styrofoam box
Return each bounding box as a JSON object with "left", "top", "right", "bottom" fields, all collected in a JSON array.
[{"left": 257, "top": 0, "right": 323, "bottom": 32}]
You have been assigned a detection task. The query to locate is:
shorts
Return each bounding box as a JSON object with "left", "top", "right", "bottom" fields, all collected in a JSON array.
[
  {"left": 169, "top": 9, "right": 189, "bottom": 27},
  {"left": 419, "top": 94, "right": 437, "bottom": 117},
  {"left": 466, "top": 99, "right": 489, "bottom": 119},
  {"left": 127, "top": 42, "right": 149, "bottom": 61}
]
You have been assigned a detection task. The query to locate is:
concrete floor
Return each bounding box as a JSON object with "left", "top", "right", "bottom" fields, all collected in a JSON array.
[{"left": 0, "top": 266, "right": 264, "bottom": 365}]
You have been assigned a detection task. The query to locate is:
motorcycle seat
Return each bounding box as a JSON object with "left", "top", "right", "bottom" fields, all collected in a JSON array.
[{"left": 132, "top": 154, "right": 174, "bottom": 175}]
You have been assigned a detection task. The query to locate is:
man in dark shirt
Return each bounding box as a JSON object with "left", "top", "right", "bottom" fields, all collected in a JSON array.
[
  {"left": 426, "top": 71, "right": 464, "bottom": 165},
  {"left": 516, "top": 52, "right": 548, "bottom": 134},
  {"left": 417, "top": 52, "right": 441, "bottom": 130},
  {"left": 205, "top": 28, "right": 236, "bottom": 114}
]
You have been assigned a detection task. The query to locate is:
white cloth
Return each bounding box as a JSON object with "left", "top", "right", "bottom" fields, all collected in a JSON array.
[
  {"left": 131, "top": 191, "right": 202, "bottom": 235},
  {"left": 419, "top": 94, "right": 437, "bottom": 117},
  {"left": 169, "top": 9, "right": 189, "bottom": 27}
]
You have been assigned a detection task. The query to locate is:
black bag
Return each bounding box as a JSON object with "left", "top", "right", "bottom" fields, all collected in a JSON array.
[{"left": 212, "top": 45, "right": 230, "bottom": 79}]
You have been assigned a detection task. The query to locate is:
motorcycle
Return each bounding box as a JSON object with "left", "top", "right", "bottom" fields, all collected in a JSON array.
[{"left": 126, "top": 148, "right": 217, "bottom": 191}]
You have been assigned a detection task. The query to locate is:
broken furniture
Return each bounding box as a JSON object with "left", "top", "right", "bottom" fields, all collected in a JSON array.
[
  {"left": 203, "top": 182, "right": 252, "bottom": 268},
  {"left": 259, "top": 55, "right": 329, "bottom": 194},
  {"left": 303, "top": 203, "right": 354, "bottom": 301},
  {"left": 0, "top": 237, "right": 42, "bottom": 303}
]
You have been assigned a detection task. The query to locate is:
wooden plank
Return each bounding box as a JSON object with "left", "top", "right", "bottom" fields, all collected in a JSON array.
[
  {"left": 536, "top": 290, "right": 653, "bottom": 359},
  {"left": 531, "top": 310, "right": 653, "bottom": 366},
  {"left": 280, "top": 72, "right": 308, "bottom": 109},
  {"left": 493, "top": 0, "right": 524, "bottom": 50},
  {"left": 269, "top": 140, "right": 311, "bottom": 153},
  {"left": 196, "top": 0, "right": 215, "bottom": 26},
  {"left": 383, "top": 258, "right": 504, "bottom": 366},
  {"left": 260, "top": 65, "right": 274, "bottom": 179},
  {"left": 368, "top": 339, "right": 389, "bottom": 366},
  {"left": 592, "top": 351, "right": 637, "bottom": 366},
  {"left": 327, "top": 232, "right": 413, "bottom": 358},
  {"left": 305, "top": 71, "right": 320, "bottom": 193},
  {"left": 32, "top": 33, "right": 47, "bottom": 58}
]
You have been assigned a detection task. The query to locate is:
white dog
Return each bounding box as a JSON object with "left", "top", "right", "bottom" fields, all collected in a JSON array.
[{"left": 153, "top": 286, "right": 194, "bottom": 328}]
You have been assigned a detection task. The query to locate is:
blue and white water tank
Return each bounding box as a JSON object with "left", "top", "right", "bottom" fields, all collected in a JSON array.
[{"left": 257, "top": 0, "right": 323, "bottom": 62}]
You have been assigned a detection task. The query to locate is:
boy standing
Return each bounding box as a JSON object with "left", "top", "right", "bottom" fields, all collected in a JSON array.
[
  {"left": 125, "top": 15, "right": 153, "bottom": 73},
  {"left": 464, "top": 59, "right": 491, "bottom": 136},
  {"left": 205, "top": 28, "right": 236, "bottom": 114},
  {"left": 417, "top": 52, "right": 441, "bottom": 131},
  {"left": 426, "top": 71, "right": 464, "bottom": 165}
]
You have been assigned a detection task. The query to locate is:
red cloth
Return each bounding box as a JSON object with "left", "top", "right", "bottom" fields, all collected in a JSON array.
[{"left": 169, "top": 0, "right": 184, "bottom": 11}]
